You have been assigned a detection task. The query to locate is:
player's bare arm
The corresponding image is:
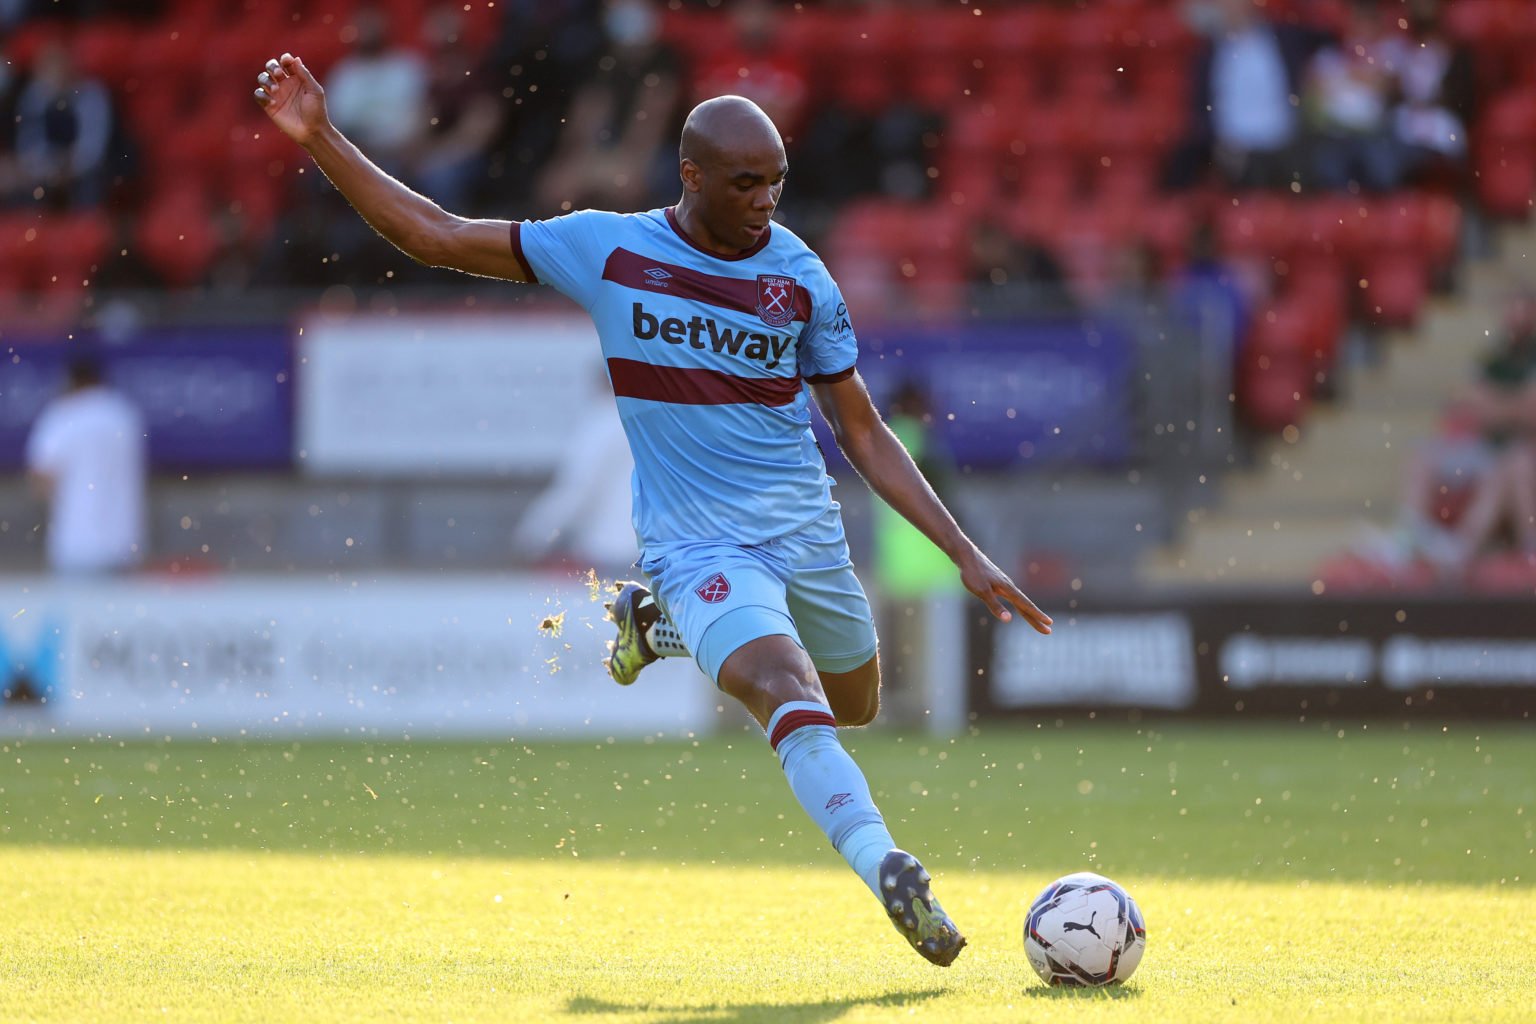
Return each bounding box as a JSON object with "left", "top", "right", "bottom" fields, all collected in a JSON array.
[
  {"left": 811, "top": 372, "right": 1052, "bottom": 633},
  {"left": 252, "top": 53, "right": 528, "bottom": 282}
]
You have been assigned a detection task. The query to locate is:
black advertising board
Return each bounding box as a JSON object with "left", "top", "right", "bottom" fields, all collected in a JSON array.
[{"left": 969, "top": 596, "right": 1536, "bottom": 719}]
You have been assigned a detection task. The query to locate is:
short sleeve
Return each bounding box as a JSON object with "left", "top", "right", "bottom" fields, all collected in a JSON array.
[
  {"left": 25, "top": 407, "right": 63, "bottom": 474},
  {"left": 515, "top": 209, "right": 620, "bottom": 309},
  {"left": 799, "top": 275, "right": 858, "bottom": 384}
]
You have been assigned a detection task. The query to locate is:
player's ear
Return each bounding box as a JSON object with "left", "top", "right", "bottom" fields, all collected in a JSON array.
[{"left": 680, "top": 158, "right": 703, "bottom": 194}]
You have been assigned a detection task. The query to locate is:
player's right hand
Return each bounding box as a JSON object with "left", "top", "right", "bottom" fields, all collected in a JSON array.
[{"left": 254, "top": 53, "right": 328, "bottom": 147}]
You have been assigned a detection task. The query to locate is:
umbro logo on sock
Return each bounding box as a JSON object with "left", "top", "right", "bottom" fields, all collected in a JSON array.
[{"left": 825, "top": 793, "right": 853, "bottom": 812}]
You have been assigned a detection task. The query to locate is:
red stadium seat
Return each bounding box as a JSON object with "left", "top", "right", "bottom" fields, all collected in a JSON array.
[
  {"left": 1359, "top": 253, "right": 1429, "bottom": 327},
  {"left": 1095, "top": 156, "right": 1158, "bottom": 205},
  {"left": 1293, "top": 196, "right": 1366, "bottom": 264},
  {"left": 828, "top": 201, "right": 970, "bottom": 318},
  {"left": 980, "top": 7, "right": 1068, "bottom": 79},
  {"left": 1421, "top": 193, "right": 1464, "bottom": 271},
  {"left": 1245, "top": 297, "right": 1338, "bottom": 398},
  {"left": 1134, "top": 4, "right": 1197, "bottom": 63},
  {"left": 1217, "top": 194, "right": 1297, "bottom": 261},
  {"left": 225, "top": 170, "right": 287, "bottom": 243},
  {"left": 0, "top": 212, "right": 46, "bottom": 293},
  {"left": 1, "top": 19, "right": 67, "bottom": 72},
  {"left": 136, "top": 189, "right": 220, "bottom": 289},
  {"left": 908, "top": 64, "right": 971, "bottom": 112},
  {"left": 1238, "top": 351, "right": 1311, "bottom": 433},
  {"left": 1476, "top": 91, "right": 1536, "bottom": 219},
  {"left": 1284, "top": 264, "right": 1346, "bottom": 366},
  {"left": 37, "top": 213, "right": 112, "bottom": 294},
  {"left": 908, "top": 8, "right": 987, "bottom": 73},
  {"left": 71, "top": 21, "right": 141, "bottom": 88},
  {"left": 1140, "top": 196, "right": 1197, "bottom": 273},
  {"left": 1347, "top": 196, "right": 1434, "bottom": 326}
]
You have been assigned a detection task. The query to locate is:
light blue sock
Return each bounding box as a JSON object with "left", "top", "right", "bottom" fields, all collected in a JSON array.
[{"left": 766, "top": 700, "right": 897, "bottom": 898}]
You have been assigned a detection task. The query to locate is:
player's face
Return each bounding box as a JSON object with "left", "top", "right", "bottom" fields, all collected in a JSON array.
[{"left": 700, "top": 145, "right": 786, "bottom": 252}]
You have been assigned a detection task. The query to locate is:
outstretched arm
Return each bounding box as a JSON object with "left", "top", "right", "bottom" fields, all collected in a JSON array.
[
  {"left": 253, "top": 53, "right": 529, "bottom": 282},
  {"left": 811, "top": 372, "right": 1052, "bottom": 633}
]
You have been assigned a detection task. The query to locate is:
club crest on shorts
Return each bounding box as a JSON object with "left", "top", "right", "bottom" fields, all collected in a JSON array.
[
  {"left": 755, "top": 274, "right": 798, "bottom": 328},
  {"left": 696, "top": 572, "right": 731, "bottom": 604}
]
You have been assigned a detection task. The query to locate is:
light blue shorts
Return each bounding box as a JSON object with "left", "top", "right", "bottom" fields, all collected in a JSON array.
[{"left": 640, "top": 505, "right": 879, "bottom": 685}]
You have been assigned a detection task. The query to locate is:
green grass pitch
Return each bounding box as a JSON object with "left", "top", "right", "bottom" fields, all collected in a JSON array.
[{"left": 1, "top": 721, "right": 1531, "bottom": 1022}]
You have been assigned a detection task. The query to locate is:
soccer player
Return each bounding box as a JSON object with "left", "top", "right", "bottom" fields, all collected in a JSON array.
[{"left": 254, "top": 53, "right": 1052, "bottom": 966}]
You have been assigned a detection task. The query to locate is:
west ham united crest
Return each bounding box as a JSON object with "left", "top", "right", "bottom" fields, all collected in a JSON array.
[
  {"left": 696, "top": 572, "right": 732, "bottom": 604},
  {"left": 755, "top": 274, "right": 798, "bottom": 328}
]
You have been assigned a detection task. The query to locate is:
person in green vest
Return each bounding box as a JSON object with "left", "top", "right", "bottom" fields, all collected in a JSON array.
[{"left": 873, "top": 379, "right": 965, "bottom": 712}]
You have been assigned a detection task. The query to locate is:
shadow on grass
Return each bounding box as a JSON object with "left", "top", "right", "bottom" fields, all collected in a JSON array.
[
  {"left": 566, "top": 987, "right": 944, "bottom": 1023},
  {"left": 1021, "top": 982, "right": 1143, "bottom": 1001}
]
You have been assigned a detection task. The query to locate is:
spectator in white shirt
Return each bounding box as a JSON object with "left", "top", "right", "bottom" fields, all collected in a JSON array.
[
  {"left": 25, "top": 354, "right": 148, "bottom": 575},
  {"left": 323, "top": 6, "right": 428, "bottom": 177},
  {"left": 1166, "top": 0, "right": 1321, "bottom": 190}
]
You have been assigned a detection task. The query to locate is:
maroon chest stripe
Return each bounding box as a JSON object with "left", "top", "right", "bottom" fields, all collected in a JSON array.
[
  {"left": 607, "top": 357, "right": 802, "bottom": 407},
  {"left": 602, "top": 248, "right": 813, "bottom": 324}
]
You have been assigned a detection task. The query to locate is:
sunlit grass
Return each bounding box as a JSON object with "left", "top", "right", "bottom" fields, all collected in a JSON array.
[
  {"left": 0, "top": 723, "right": 1531, "bottom": 1021},
  {"left": 2, "top": 851, "right": 1531, "bottom": 1023}
]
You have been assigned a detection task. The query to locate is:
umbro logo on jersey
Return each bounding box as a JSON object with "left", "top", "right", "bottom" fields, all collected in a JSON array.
[
  {"left": 643, "top": 267, "right": 672, "bottom": 281},
  {"left": 632, "top": 303, "right": 793, "bottom": 370},
  {"left": 696, "top": 572, "right": 731, "bottom": 604},
  {"left": 825, "top": 793, "right": 853, "bottom": 813}
]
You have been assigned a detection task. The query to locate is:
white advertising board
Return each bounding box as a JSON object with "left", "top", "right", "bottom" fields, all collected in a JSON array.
[
  {"left": 296, "top": 313, "right": 605, "bottom": 475},
  {"left": 990, "top": 612, "right": 1196, "bottom": 709},
  {"left": 0, "top": 574, "right": 716, "bottom": 738}
]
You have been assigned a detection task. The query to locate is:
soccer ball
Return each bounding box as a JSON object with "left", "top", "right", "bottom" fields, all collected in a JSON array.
[{"left": 1023, "top": 872, "right": 1146, "bottom": 986}]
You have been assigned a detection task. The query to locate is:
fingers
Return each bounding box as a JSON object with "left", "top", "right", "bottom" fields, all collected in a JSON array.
[
  {"left": 1001, "top": 581, "right": 1052, "bottom": 634},
  {"left": 281, "top": 52, "right": 318, "bottom": 86},
  {"left": 972, "top": 584, "right": 1011, "bottom": 623}
]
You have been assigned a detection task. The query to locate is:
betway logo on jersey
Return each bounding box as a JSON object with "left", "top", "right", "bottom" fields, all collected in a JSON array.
[{"left": 632, "top": 303, "right": 793, "bottom": 370}]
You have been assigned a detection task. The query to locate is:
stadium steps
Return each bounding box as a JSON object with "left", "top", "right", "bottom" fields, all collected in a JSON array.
[{"left": 1140, "top": 222, "right": 1536, "bottom": 587}]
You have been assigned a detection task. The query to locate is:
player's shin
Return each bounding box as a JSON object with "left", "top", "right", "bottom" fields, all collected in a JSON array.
[{"left": 766, "top": 700, "right": 896, "bottom": 898}]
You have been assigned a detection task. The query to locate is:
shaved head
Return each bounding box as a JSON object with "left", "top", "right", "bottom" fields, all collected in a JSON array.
[
  {"left": 675, "top": 96, "right": 788, "bottom": 256},
  {"left": 680, "top": 95, "right": 783, "bottom": 167}
]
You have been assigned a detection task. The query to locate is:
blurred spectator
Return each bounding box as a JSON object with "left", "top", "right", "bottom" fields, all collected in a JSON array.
[
  {"left": 796, "top": 104, "right": 939, "bottom": 226},
  {"left": 1099, "top": 241, "right": 1164, "bottom": 319},
  {"left": 1165, "top": 0, "right": 1316, "bottom": 190},
  {"left": 966, "top": 220, "right": 1073, "bottom": 315},
  {"left": 0, "top": 0, "right": 28, "bottom": 31},
  {"left": 688, "top": 0, "right": 810, "bottom": 144},
  {"left": 872, "top": 379, "right": 961, "bottom": 713},
  {"left": 1392, "top": 0, "right": 1474, "bottom": 186},
  {"left": 1303, "top": 1, "right": 1408, "bottom": 192},
  {"left": 415, "top": 5, "right": 505, "bottom": 210},
  {"left": 1366, "top": 297, "right": 1536, "bottom": 572},
  {"left": 512, "top": 366, "right": 637, "bottom": 573},
  {"left": 324, "top": 6, "right": 428, "bottom": 179},
  {"left": 0, "top": 58, "right": 19, "bottom": 200},
  {"left": 484, "top": 0, "right": 605, "bottom": 202},
  {"left": 25, "top": 351, "right": 147, "bottom": 575},
  {"left": 12, "top": 43, "right": 114, "bottom": 208},
  {"left": 1168, "top": 221, "right": 1251, "bottom": 372},
  {"left": 533, "top": 0, "right": 680, "bottom": 214}
]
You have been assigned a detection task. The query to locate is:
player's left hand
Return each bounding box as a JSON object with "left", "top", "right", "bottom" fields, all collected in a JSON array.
[{"left": 957, "top": 547, "right": 1052, "bottom": 634}]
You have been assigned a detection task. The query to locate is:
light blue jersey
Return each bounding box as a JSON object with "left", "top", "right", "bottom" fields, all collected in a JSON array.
[{"left": 514, "top": 207, "right": 858, "bottom": 552}]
